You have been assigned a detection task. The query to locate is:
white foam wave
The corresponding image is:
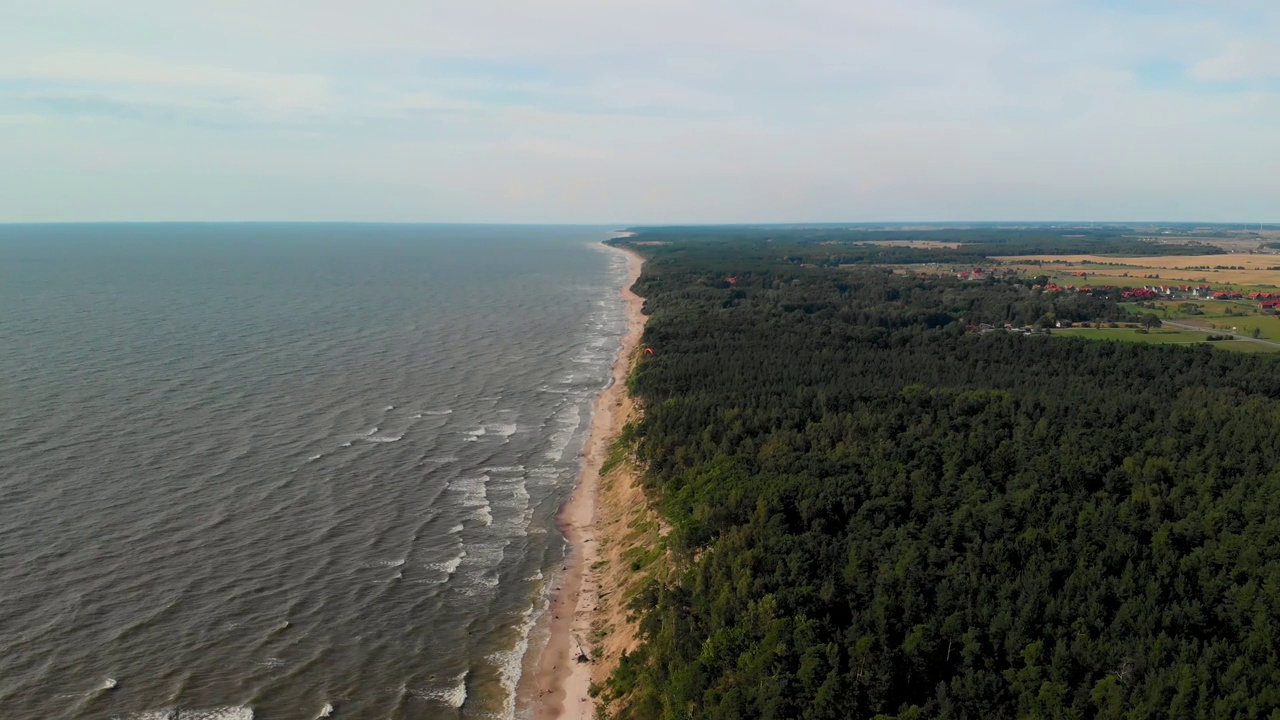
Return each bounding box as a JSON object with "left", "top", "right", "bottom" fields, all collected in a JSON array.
[
  {"left": 463, "top": 542, "right": 506, "bottom": 566},
  {"left": 484, "top": 465, "right": 525, "bottom": 474},
  {"left": 366, "top": 558, "right": 405, "bottom": 568},
  {"left": 485, "top": 423, "right": 518, "bottom": 438},
  {"left": 117, "top": 708, "right": 254, "bottom": 720},
  {"left": 423, "top": 409, "right": 453, "bottom": 416},
  {"left": 307, "top": 454, "right": 323, "bottom": 461},
  {"left": 449, "top": 477, "right": 492, "bottom": 525},
  {"left": 489, "top": 603, "right": 541, "bottom": 720},
  {"left": 466, "top": 427, "right": 487, "bottom": 437},
  {"left": 449, "top": 524, "right": 464, "bottom": 533},
  {"left": 385, "top": 405, "right": 395, "bottom": 411},
  {"left": 365, "top": 434, "right": 404, "bottom": 443},
  {"left": 412, "top": 673, "right": 467, "bottom": 708},
  {"left": 317, "top": 703, "right": 334, "bottom": 718},
  {"left": 365, "top": 427, "right": 379, "bottom": 436},
  {"left": 427, "top": 551, "right": 464, "bottom": 576},
  {"left": 340, "top": 442, "right": 352, "bottom": 447}
]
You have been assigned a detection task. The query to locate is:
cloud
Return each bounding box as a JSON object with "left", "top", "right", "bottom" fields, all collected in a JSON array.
[
  {"left": 1191, "top": 41, "right": 1280, "bottom": 82},
  {"left": 0, "top": 51, "right": 331, "bottom": 111},
  {"left": 1, "top": 0, "right": 1278, "bottom": 221}
]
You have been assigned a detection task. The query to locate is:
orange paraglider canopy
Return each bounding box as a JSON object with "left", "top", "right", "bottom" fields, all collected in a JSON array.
[{"left": 643, "top": 347, "right": 655, "bottom": 356}]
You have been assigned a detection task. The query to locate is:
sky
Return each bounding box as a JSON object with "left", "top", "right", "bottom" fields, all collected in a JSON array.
[{"left": 2, "top": 0, "right": 1278, "bottom": 223}]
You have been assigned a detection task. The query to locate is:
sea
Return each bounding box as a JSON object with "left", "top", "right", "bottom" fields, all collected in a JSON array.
[{"left": 0, "top": 224, "right": 631, "bottom": 720}]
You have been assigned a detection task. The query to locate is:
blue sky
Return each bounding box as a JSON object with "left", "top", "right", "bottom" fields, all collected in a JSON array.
[{"left": 2, "top": 0, "right": 1277, "bottom": 223}]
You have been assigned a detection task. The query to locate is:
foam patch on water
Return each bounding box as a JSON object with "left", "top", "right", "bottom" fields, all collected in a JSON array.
[
  {"left": 484, "top": 465, "right": 525, "bottom": 473},
  {"left": 116, "top": 708, "right": 254, "bottom": 720},
  {"left": 489, "top": 603, "right": 541, "bottom": 720},
  {"left": 426, "top": 551, "right": 464, "bottom": 576},
  {"left": 544, "top": 404, "right": 581, "bottom": 461},
  {"left": 365, "top": 434, "right": 404, "bottom": 443},
  {"left": 450, "top": 475, "right": 491, "bottom": 526},
  {"left": 484, "top": 423, "right": 518, "bottom": 438},
  {"left": 412, "top": 672, "right": 467, "bottom": 708},
  {"left": 423, "top": 409, "right": 453, "bottom": 416}
]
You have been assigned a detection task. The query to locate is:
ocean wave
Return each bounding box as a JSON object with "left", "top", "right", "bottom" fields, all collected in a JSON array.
[
  {"left": 116, "top": 708, "right": 254, "bottom": 720},
  {"left": 423, "top": 409, "right": 453, "bottom": 416},
  {"left": 412, "top": 672, "right": 467, "bottom": 708},
  {"left": 365, "top": 434, "right": 404, "bottom": 443},
  {"left": 484, "top": 465, "right": 525, "bottom": 473},
  {"left": 426, "top": 552, "right": 464, "bottom": 576},
  {"left": 489, "top": 603, "right": 541, "bottom": 720},
  {"left": 450, "top": 476, "right": 491, "bottom": 526},
  {"left": 484, "top": 423, "right": 518, "bottom": 438}
]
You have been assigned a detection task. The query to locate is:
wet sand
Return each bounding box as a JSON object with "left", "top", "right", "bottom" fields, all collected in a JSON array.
[{"left": 522, "top": 243, "right": 645, "bottom": 720}]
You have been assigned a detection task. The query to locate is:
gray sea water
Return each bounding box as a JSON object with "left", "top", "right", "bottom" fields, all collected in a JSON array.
[{"left": 0, "top": 224, "right": 630, "bottom": 720}]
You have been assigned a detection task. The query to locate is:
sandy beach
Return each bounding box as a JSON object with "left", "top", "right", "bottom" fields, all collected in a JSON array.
[{"left": 520, "top": 242, "right": 646, "bottom": 720}]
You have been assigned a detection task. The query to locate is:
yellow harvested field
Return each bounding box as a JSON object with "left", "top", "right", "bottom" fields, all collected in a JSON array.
[{"left": 995, "top": 254, "right": 1280, "bottom": 286}]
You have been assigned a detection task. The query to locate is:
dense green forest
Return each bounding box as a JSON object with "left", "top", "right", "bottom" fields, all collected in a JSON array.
[
  {"left": 600, "top": 229, "right": 1280, "bottom": 719},
  {"left": 626, "top": 226, "right": 1225, "bottom": 265}
]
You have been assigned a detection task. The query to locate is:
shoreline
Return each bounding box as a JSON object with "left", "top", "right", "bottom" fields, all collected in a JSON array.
[{"left": 519, "top": 242, "right": 645, "bottom": 720}]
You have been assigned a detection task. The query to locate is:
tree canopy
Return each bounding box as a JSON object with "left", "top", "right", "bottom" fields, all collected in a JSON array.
[{"left": 599, "top": 229, "right": 1280, "bottom": 720}]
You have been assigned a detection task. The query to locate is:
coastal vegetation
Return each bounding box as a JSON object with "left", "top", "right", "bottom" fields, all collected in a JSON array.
[{"left": 599, "top": 228, "right": 1280, "bottom": 719}]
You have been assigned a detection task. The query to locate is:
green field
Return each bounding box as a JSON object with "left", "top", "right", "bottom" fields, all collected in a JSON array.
[
  {"left": 1056, "top": 326, "right": 1280, "bottom": 352},
  {"left": 1057, "top": 327, "right": 1209, "bottom": 344},
  {"left": 1119, "top": 300, "right": 1280, "bottom": 341},
  {"left": 1178, "top": 315, "right": 1280, "bottom": 342}
]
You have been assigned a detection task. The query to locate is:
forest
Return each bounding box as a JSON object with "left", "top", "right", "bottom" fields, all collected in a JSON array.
[
  {"left": 599, "top": 228, "right": 1280, "bottom": 719},
  {"left": 625, "top": 226, "right": 1225, "bottom": 265}
]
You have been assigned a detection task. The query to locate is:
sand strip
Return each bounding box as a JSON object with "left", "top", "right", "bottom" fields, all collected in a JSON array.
[{"left": 521, "top": 242, "right": 645, "bottom": 720}]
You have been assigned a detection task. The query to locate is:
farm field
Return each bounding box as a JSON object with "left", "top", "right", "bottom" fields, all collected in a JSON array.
[
  {"left": 1054, "top": 326, "right": 1280, "bottom": 352},
  {"left": 1056, "top": 327, "right": 1211, "bottom": 344},
  {"left": 1119, "top": 300, "right": 1280, "bottom": 341},
  {"left": 994, "top": 253, "right": 1280, "bottom": 288}
]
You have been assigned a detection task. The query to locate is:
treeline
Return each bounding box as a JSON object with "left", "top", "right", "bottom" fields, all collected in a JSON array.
[
  {"left": 600, "top": 231, "right": 1280, "bottom": 719},
  {"left": 624, "top": 226, "right": 1225, "bottom": 263}
]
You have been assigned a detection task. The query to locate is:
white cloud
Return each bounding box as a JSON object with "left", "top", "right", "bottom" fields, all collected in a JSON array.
[
  {"left": 1191, "top": 41, "right": 1280, "bottom": 81},
  {"left": 0, "top": 51, "right": 331, "bottom": 111},
  {"left": 1, "top": 0, "right": 1278, "bottom": 221}
]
